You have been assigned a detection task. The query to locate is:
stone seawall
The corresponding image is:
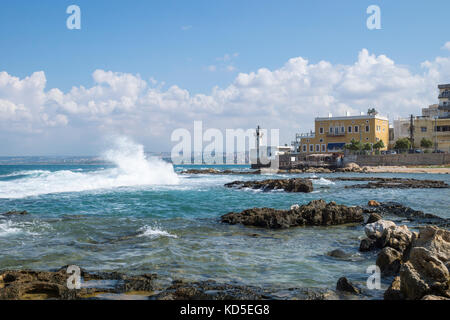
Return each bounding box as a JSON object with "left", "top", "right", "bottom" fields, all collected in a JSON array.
[{"left": 343, "top": 153, "right": 450, "bottom": 167}]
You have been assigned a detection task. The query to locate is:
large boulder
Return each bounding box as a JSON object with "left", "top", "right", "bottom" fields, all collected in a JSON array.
[
  {"left": 221, "top": 200, "right": 364, "bottom": 229},
  {"left": 377, "top": 247, "right": 403, "bottom": 276},
  {"left": 365, "top": 220, "right": 397, "bottom": 239},
  {"left": 363, "top": 220, "right": 413, "bottom": 253},
  {"left": 399, "top": 226, "right": 450, "bottom": 300}
]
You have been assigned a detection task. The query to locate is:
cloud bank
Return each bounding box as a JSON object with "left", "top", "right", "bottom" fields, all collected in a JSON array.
[{"left": 1, "top": 47, "right": 449, "bottom": 154}]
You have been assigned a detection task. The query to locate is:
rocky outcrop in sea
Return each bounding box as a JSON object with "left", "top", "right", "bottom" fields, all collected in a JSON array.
[
  {"left": 221, "top": 200, "right": 364, "bottom": 229},
  {"left": 224, "top": 178, "right": 313, "bottom": 193}
]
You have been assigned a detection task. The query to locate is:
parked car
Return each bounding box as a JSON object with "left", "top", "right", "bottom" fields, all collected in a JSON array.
[
  {"left": 432, "top": 150, "right": 445, "bottom": 153},
  {"left": 386, "top": 150, "right": 397, "bottom": 155}
]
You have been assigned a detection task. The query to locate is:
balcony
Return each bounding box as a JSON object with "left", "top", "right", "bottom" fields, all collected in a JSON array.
[{"left": 326, "top": 132, "right": 346, "bottom": 137}]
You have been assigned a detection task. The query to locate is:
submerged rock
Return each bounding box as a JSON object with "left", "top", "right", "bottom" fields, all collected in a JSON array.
[
  {"left": 327, "top": 249, "right": 352, "bottom": 260},
  {"left": 221, "top": 200, "right": 364, "bottom": 229},
  {"left": 225, "top": 178, "right": 313, "bottom": 193},
  {"left": 2, "top": 211, "right": 28, "bottom": 216}
]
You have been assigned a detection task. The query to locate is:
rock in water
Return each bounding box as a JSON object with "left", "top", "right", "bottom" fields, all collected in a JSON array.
[
  {"left": 399, "top": 226, "right": 450, "bottom": 300},
  {"left": 368, "top": 200, "right": 380, "bottom": 207},
  {"left": 221, "top": 200, "right": 364, "bottom": 229},
  {"left": 225, "top": 178, "right": 313, "bottom": 193},
  {"left": 326, "top": 249, "right": 351, "bottom": 260},
  {"left": 2, "top": 211, "right": 28, "bottom": 216},
  {"left": 336, "top": 277, "right": 360, "bottom": 294},
  {"left": 361, "top": 220, "right": 414, "bottom": 254}
]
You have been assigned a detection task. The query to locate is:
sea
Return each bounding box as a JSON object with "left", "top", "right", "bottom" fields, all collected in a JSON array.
[{"left": 0, "top": 139, "right": 449, "bottom": 299}]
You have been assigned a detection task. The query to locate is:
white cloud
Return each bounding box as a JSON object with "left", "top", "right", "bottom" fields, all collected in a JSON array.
[
  {"left": 181, "top": 25, "right": 192, "bottom": 31},
  {"left": 443, "top": 42, "right": 450, "bottom": 51},
  {"left": 1, "top": 48, "right": 450, "bottom": 151}
]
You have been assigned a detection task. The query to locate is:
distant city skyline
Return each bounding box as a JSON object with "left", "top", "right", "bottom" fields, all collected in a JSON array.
[{"left": 0, "top": 0, "right": 449, "bottom": 155}]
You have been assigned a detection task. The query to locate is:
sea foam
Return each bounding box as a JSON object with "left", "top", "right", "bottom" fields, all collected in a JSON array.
[{"left": 0, "top": 137, "right": 179, "bottom": 199}]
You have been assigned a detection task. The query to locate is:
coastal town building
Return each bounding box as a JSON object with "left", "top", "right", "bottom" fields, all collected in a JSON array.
[
  {"left": 393, "top": 84, "right": 450, "bottom": 152},
  {"left": 293, "top": 112, "right": 389, "bottom": 154}
]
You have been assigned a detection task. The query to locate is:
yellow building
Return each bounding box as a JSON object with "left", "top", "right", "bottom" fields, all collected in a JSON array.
[
  {"left": 298, "top": 114, "right": 389, "bottom": 154},
  {"left": 413, "top": 117, "right": 450, "bottom": 152}
]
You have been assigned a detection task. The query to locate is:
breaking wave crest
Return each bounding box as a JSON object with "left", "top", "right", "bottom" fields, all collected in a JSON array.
[{"left": 0, "top": 137, "right": 179, "bottom": 199}]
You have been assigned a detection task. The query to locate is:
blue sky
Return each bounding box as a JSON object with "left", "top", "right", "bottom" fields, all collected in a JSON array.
[
  {"left": 1, "top": 0, "right": 448, "bottom": 93},
  {"left": 0, "top": 0, "right": 449, "bottom": 155}
]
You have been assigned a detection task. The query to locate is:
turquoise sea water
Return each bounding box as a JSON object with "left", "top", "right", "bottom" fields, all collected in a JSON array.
[{"left": 0, "top": 161, "right": 449, "bottom": 298}]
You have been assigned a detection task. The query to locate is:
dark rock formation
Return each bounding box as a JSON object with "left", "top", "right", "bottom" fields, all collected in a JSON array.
[
  {"left": 344, "top": 178, "right": 449, "bottom": 189},
  {"left": 326, "top": 249, "right": 352, "bottom": 260},
  {"left": 359, "top": 238, "right": 377, "bottom": 252},
  {"left": 151, "top": 280, "right": 266, "bottom": 300},
  {"left": 225, "top": 178, "right": 313, "bottom": 193},
  {"left": 336, "top": 277, "right": 360, "bottom": 294},
  {"left": 221, "top": 200, "right": 364, "bottom": 229},
  {"left": 363, "top": 202, "right": 449, "bottom": 227}
]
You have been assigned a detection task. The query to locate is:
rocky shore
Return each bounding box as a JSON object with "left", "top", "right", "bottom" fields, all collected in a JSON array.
[
  {"left": 225, "top": 178, "right": 313, "bottom": 193},
  {"left": 0, "top": 267, "right": 344, "bottom": 300},
  {"left": 359, "top": 220, "right": 450, "bottom": 300},
  {"left": 221, "top": 200, "right": 364, "bottom": 229},
  {"left": 2, "top": 200, "right": 448, "bottom": 301}
]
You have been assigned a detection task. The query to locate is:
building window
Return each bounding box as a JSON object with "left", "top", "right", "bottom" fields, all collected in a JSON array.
[
  {"left": 355, "top": 126, "right": 359, "bottom": 133},
  {"left": 348, "top": 126, "right": 352, "bottom": 133},
  {"left": 319, "top": 127, "right": 324, "bottom": 134},
  {"left": 321, "top": 144, "right": 326, "bottom": 152},
  {"left": 310, "top": 144, "right": 314, "bottom": 152},
  {"left": 316, "top": 144, "right": 320, "bottom": 152},
  {"left": 341, "top": 126, "right": 345, "bottom": 133},
  {"left": 319, "top": 138, "right": 323, "bottom": 143},
  {"left": 365, "top": 125, "right": 370, "bottom": 132},
  {"left": 335, "top": 127, "right": 339, "bottom": 135},
  {"left": 366, "top": 137, "right": 369, "bottom": 141},
  {"left": 329, "top": 127, "right": 333, "bottom": 134},
  {"left": 421, "top": 127, "right": 427, "bottom": 132},
  {"left": 303, "top": 145, "right": 307, "bottom": 152}
]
